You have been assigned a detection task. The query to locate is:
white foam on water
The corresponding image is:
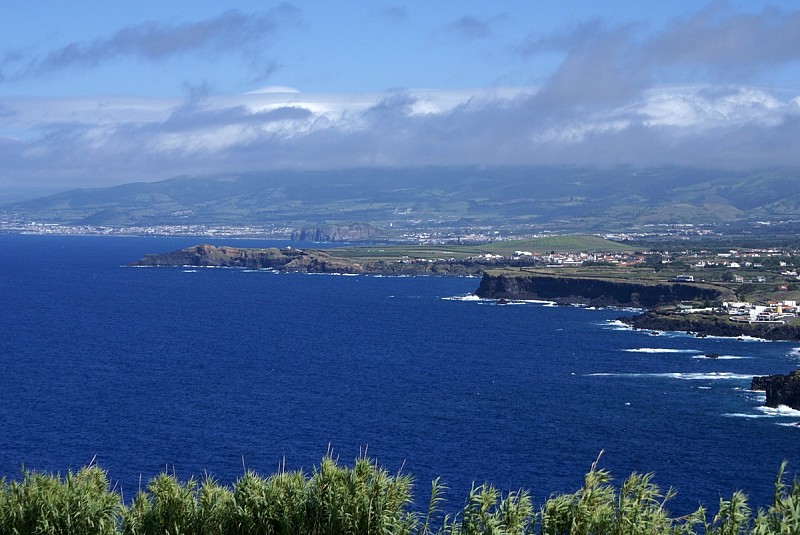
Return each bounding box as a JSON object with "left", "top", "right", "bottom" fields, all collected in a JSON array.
[
  {"left": 586, "top": 371, "right": 751, "bottom": 381},
  {"left": 723, "top": 413, "right": 773, "bottom": 419},
  {"left": 442, "top": 295, "right": 486, "bottom": 302},
  {"left": 624, "top": 348, "right": 701, "bottom": 354},
  {"left": 757, "top": 405, "right": 800, "bottom": 417},
  {"left": 789, "top": 348, "right": 800, "bottom": 358},
  {"left": 691, "top": 355, "right": 749, "bottom": 360},
  {"left": 603, "top": 319, "right": 633, "bottom": 330},
  {"left": 442, "top": 296, "right": 558, "bottom": 306},
  {"left": 735, "top": 335, "right": 771, "bottom": 342},
  {"left": 665, "top": 372, "right": 753, "bottom": 381},
  {"left": 304, "top": 272, "right": 360, "bottom": 277},
  {"left": 520, "top": 299, "right": 559, "bottom": 305}
]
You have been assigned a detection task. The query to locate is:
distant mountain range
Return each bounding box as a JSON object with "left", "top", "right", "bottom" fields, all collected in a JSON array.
[{"left": 3, "top": 166, "right": 799, "bottom": 233}]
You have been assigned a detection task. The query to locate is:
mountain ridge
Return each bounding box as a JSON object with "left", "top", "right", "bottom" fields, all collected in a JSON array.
[{"left": 3, "top": 165, "right": 799, "bottom": 232}]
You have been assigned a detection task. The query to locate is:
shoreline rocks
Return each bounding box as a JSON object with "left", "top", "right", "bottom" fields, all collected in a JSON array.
[
  {"left": 751, "top": 371, "right": 800, "bottom": 410},
  {"left": 475, "top": 271, "right": 725, "bottom": 308},
  {"left": 621, "top": 311, "right": 800, "bottom": 341}
]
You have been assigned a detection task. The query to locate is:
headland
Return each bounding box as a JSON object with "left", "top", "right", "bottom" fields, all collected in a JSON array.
[{"left": 133, "top": 241, "right": 800, "bottom": 342}]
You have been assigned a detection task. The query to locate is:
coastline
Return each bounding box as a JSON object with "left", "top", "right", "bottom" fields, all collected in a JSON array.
[
  {"left": 620, "top": 311, "right": 800, "bottom": 342},
  {"left": 132, "top": 244, "right": 800, "bottom": 342}
]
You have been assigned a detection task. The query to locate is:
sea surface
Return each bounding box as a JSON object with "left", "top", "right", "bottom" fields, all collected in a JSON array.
[{"left": 1, "top": 234, "right": 799, "bottom": 514}]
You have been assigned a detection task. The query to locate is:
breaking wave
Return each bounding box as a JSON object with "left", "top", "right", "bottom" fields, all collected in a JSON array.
[
  {"left": 587, "top": 372, "right": 752, "bottom": 381},
  {"left": 624, "top": 348, "right": 701, "bottom": 354}
]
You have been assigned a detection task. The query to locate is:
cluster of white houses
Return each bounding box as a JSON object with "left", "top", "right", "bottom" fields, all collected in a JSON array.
[
  {"left": 723, "top": 300, "right": 799, "bottom": 324},
  {"left": 513, "top": 251, "right": 646, "bottom": 266}
]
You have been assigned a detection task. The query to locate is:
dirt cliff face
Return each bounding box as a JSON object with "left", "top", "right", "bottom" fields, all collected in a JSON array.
[{"left": 475, "top": 272, "right": 723, "bottom": 307}]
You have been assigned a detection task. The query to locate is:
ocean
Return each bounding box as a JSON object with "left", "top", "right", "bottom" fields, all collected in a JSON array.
[{"left": 1, "top": 234, "right": 799, "bottom": 514}]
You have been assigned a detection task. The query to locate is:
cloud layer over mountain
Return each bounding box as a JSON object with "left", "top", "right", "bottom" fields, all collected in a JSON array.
[{"left": 0, "top": 3, "right": 799, "bottom": 199}]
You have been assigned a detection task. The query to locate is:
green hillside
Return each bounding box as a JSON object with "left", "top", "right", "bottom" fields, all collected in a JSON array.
[{"left": 4, "top": 166, "right": 800, "bottom": 233}]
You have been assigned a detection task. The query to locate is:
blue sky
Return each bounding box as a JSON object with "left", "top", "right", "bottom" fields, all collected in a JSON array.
[{"left": 1, "top": 1, "right": 799, "bottom": 199}]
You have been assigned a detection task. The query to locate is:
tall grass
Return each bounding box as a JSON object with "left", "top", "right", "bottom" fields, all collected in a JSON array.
[{"left": 1, "top": 454, "right": 800, "bottom": 534}]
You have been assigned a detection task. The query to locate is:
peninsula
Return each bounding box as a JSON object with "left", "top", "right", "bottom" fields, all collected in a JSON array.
[
  {"left": 131, "top": 243, "right": 489, "bottom": 276},
  {"left": 132, "top": 239, "right": 800, "bottom": 342}
]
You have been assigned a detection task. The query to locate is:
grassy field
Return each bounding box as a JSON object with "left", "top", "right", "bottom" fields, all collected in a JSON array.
[{"left": 329, "top": 235, "right": 633, "bottom": 261}]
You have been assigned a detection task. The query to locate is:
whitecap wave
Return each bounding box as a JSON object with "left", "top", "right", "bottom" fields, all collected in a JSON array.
[
  {"left": 587, "top": 371, "right": 751, "bottom": 381},
  {"left": 603, "top": 320, "right": 633, "bottom": 330},
  {"left": 723, "top": 413, "right": 773, "bottom": 419},
  {"left": 624, "top": 348, "right": 701, "bottom": 354},
  {"left": 735, "top": 335, "right": 771, "bottom": 342},
  {"left": 442, "top": 295, "right": 485, "bottom": 302},
  {"left": 691, "top": 355, "right": 749, "bottom": 360},
  {"left": 757, "top": 405, "right": 800, "bottom": 417},
  {"left": 442, "top": 296, "right": 558, "bottom": 306},
  {"left": 663, "top": 372, "right": 753, "bottom": 381},
  {"left": 304, "top": 272, "right": 360, "bottom": 277},
  {"left": 789, "top": 348, "right": 800, "bottom": 358}
]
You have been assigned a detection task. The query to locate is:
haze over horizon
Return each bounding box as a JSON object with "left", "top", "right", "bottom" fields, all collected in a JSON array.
[{"left": 1, "top": 1, "right": 799, "bottom": 201}]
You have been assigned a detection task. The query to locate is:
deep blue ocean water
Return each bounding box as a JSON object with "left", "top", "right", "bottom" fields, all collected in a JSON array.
[{"left": 1, "top": 234, "right": 799, "bottom": 514}]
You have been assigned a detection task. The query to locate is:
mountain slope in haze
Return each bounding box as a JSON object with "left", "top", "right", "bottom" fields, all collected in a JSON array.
[{"left": 3, "top": 166, "right": 799, "bottom": 231}]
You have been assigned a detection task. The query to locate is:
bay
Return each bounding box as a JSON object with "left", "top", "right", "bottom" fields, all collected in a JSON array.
[{"left": 0, "top": 234, "right": 798, "bottom": 514}]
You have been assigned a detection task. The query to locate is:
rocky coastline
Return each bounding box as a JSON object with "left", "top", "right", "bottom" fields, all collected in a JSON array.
[
  {"left": 620, "top": 311, "right": 800, "bottom": 341},
  {"left": 751, "top": 371, "right": 800, "bottom": 410},
  {"left": 475, "top": 270, "right": 726, "bottom": 307},
  {"left": 130, "top": 244, "right": 487, "bottom": 276}
]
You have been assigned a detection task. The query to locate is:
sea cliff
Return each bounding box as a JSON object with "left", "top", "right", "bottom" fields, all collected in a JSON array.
[
  {"left": 475, "top": 270, "right": 726, "bottom": 307},
  {"left": 622, "top": 312, "right": 800, "bottom": 341},
  {"left": 751, "top": 371, "right": 800, "bottom": 410},
  {"left": 130, "top": 244, "right": 486, "bottom": 276},
  {"left": 132, "top": 244, "right": 366, "bottom": 273}
]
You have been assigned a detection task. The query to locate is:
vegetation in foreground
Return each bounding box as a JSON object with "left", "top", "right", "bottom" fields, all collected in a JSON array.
[{"left": 1, "top": 455, "right": 799, "bottom": 534}]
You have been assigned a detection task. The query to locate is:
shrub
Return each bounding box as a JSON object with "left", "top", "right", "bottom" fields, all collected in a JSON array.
[{"left": 3, "top": 455, "right": 800, "bottom": 534}]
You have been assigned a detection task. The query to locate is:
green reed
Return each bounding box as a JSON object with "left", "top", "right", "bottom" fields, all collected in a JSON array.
[{"left": 2, "top": 454, "right": 800, "bottom": 534}]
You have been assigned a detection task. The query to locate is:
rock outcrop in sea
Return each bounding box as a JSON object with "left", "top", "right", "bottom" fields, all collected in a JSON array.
[{"left": 751, "top": 371, "right": 800, "bottom": 410}]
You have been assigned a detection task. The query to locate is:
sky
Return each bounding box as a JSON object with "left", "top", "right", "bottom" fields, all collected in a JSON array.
[{"left": 1, "top": 1, "right": 799, "bottom": 200}]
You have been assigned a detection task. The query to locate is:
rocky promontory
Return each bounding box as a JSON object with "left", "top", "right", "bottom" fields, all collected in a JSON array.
[
  {"left": 130, "top": 244, "right": 488, "bottom": 276},
  {"left": 132, "top": 244, "right": 366, "bottom": 273},
  {"left": 475, "top": 270, "right": 727, "bottom": 307},
  {"left": 751, "top": 371, "right": 800, "bottom": 410},
  {"left": 622, "top": 312, "right": 800, "bottom": 341}
]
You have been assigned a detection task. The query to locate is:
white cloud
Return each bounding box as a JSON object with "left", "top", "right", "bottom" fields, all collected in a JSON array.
[{"left": 1, "top": 83, "right": 799, "bottom": 199}]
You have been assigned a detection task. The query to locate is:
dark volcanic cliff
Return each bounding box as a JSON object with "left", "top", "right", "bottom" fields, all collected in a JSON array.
[
  {"left": 130, "top": 244, "right": 488, "bottom": 276},
  {"left": 475, "top": 271, "right": 725, "bottom": 307},
  {"left": 290, "top": 224, "right": 381, "bottom": 242},
  {"left": 751, "top": 371, "right": 800, "bottom": 410},
  {"left": 624, "top": 312, "right": 800, "bottom": 341},
  {"left": 132, "top": 244, "right": 366, "bottom": 273}
]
